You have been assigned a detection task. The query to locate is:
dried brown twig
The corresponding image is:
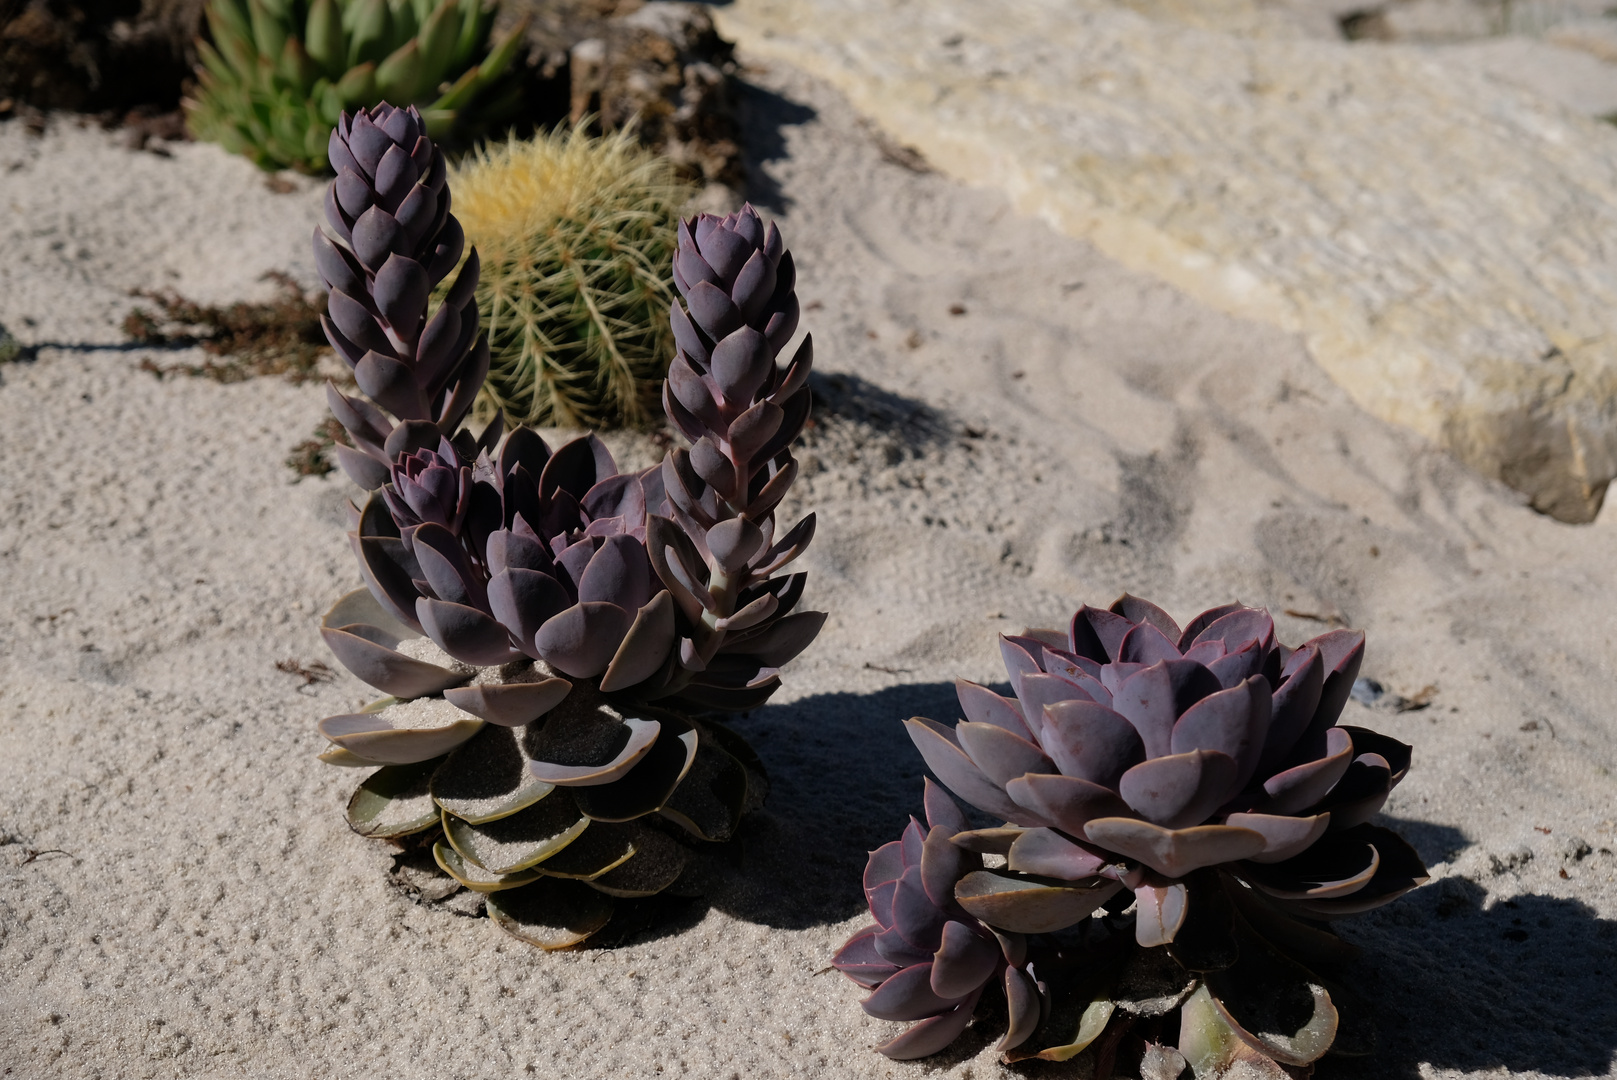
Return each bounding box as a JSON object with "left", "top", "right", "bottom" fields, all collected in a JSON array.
[{"left": 276, "top": 658, "right": 335, "bottom": 686}]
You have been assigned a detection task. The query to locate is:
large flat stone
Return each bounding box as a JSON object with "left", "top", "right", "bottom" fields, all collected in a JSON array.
[{"left": 718, "top": 0, "right": 1617, "bottom": 521}]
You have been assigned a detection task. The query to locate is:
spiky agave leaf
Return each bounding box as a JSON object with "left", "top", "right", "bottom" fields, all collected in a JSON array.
[{"left": 185, "top": 0, "right": 527, "bottom": 173}]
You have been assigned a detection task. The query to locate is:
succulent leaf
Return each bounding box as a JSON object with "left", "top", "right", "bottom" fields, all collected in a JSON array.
[
  {"left": 874, "top": 988, "right": 985, "bottom": 1060},
  {"left": 955, "top": 871, "right": 1120, "bottom": 935},
  {"left": 433, "top": 839, "right": 541, "bottom": 892},
  {"left": 345, "top": 757, "right": 445, "bottom": 836},
  {"left": 656, "top": 730, "right": 752, "bottom": 842},
  {"left": 485, "top": 877, "right": 614, "bottom": 950},
  {"left": 568, "top": 725, "right": 697, "bottom": 823},
  {"left": 583, "top": 824, "right": 689, "bottom": 898},
  {"left": 1204, "top": 934, "right": 1338, "bottom": 1066},
  {"left": 533, "top": 821, "right": 639, "bottom": 881},
  {"left": 319, "top": 703, "right": 483, "bottom": 764},
  {"left": 429, "top": 722, "right": 556, "bottom": 824},
  {"left": 441, "top": 789, "right": 590, "bottom": 875}
]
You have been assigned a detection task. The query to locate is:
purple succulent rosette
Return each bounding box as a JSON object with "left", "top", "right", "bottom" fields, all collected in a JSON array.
[
  {"left": 836, "top": 595, "right": 1428, "bottom": 1069},
  {"left": 832, "top": 781, "right": 1044, "bottom": 1060},
  {"left": 307, "top": 110, "right": 823, "bottom": 949}
]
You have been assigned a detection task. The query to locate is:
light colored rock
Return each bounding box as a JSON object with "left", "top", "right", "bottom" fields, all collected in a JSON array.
[
  {"left": 1382, "top": 0, "right": 1612, "bottom": 42},
  {"left": 1096, "top": 0, "right": 1334, "bottom": 37},
  {"left": 1547, "top": 17, "right": 1617, "bottom": 65},
  {"left": 716, "top": 0, "right": 1617, "bottom": 521},
  {"left": 1437, "top": 35, "right": 1617, "bottom": 116},
  {"left": 1382, "top": 0, "right": 1504, "bottom": 40}
]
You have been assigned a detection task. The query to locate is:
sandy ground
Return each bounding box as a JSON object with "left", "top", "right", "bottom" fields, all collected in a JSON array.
[{"left": 0, "top": 60, "right": 1614, "bottom": 1080}]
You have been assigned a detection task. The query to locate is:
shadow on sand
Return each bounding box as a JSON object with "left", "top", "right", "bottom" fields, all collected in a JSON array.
[
  {"left": 1322, "top": 868, "right": 1617, "bottom": 1078},
  {"left": 682, "top": 681, "right": 956, "bottom": 931},
  {"left": 733, "top": 77, "right": 817, "bottom": 213},
  {"left": 583, "top": 682, "right": 950, "bottom": 947}
]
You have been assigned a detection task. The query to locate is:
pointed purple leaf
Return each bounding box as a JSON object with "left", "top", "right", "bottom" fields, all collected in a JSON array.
[
  {"left": 578, "top": 534, "right": 653, "bottom": 609},
  {"left": 1170, "top": 675, "right": 1272, "bottom": 793},
  {"left": 956, "top": 679, "right": 1035, "bottom": 742},
  {"left": 923, "top": 778, "right": 969, "bottom": 836},
  {"left": 1084, "top": 818, "right": 1267, "bottom": 878},
  {"left": 486, "top": 568, "right": 570, "bottom": 648},
  {"left": 920, "top": 825, "right": 967, "bottom": 909},
  {"left": 355, "top": 351, "right": 429, "bottom": 421},
  {"left": 1012, "top": 672, "right": 1082, "bottom": 745},
  {"left": 874, "top": 988, "right": 983, "bottom": 1060},
  {"left": 905, "top": 719, "right": 1043, "bottom": 826},
  {"left": 930, "top": 921, "right": 1000, "bottom": 999},
  {"left": 685, "top": 280, "right": 744, "bottom": 343},
  {"left": 1070, "top": 604, "right": 1134, "bottom": 663},
  {"left": 595, "top": 588, "right": 675, "bottom": 690},
  {"left": 1005, "top": 772, "right": 1132, "bottom": 836},
  {"left": 832, "top": 926, "right": 896, "bottom": 988},
  {"left": 1007, "top": 827, "right": 1109, "bottom": 880},
  {"left": 1259, "top": 645, "right": 1325, "bottom": 777},
  {"left": 1111, "top": 660, "right": 1222, "bottom": 759},
  {"left": 1118, "top": 622, "right": 1183, "bottom": 666},
  {"left": 1262, "top": 727, "right": 1354, "bottom": 814},
  {"left": 1040, "top": 699, "right": 1145, "bottom": 788},
  {"left": 1118, "top": 749, "right": 1240, "bottom": 829},
  {"left": 443, "top": 678, "right": 572, "bottom": 727},
  {"left": 709, "top": 325, "right": 773, "bottom": 405},
  {"left": 534, "top": 601, "right": 634, "bottom": 678},
  {"left": 416, "top": 596, "right": 519, "bottom": 666},
  {"left": 865, "top": 840, "right": 905, "bottom": 896},
  {"left": 1110, "top": 593, "right": 1182, "bottom": 641},
  {"left": 955, "top": 721, "right": 1054, "bottom": 788},
  {"left": 1225, "top": 812, "right": 1332, "bottom": 864},
  {"left": 320, "top": 625, "right": 468, "bottom": 698},
  {"left": 862, "top": 962, "right": 968, "bottom": 1023}
]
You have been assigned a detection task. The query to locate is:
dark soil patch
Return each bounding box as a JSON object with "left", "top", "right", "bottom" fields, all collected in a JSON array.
[{"left": 126, "top": 271, "right": 329, "bottom": 384}]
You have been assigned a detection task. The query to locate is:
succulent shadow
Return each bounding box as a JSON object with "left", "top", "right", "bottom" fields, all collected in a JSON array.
[
  {"left": 1322, "top": 870, "right": 1617, "bottom": 1079},
  {"left": 733, "top": 77, "right": 818, "bottom": 213},
  {"left": 806, "top": 369, "right": 957, "bottom": 455},
  {"left": 1381, "top": 816, "right": 1469, "bottom": 868},
  {"left": 687, "top": 681, "right": 959, "bottom": 929}
]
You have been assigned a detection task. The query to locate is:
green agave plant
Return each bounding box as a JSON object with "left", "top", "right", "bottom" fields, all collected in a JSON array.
[{"left": 186, "top": 0, "right": 527, "bottom": 172}]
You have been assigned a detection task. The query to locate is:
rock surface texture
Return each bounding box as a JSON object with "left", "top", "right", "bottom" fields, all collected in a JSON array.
[{"left": 716, "top": 0, "right": 1617, "bottom": 522}]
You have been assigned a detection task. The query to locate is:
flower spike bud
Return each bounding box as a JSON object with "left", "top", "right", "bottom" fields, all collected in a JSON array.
[
  {"left": 315, "top": 102, "right": 489, "bottom": 489},
  {"left": 650, "top": 205, "right": 824, "bottom": 702}
]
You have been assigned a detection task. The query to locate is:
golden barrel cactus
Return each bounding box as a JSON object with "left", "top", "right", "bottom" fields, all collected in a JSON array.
[{"left": 449, "top": 126, "right": 695, "bottom": 431}]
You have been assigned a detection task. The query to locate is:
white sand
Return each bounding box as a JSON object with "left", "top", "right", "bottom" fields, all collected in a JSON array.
[{"left": 0, "top": 64, "right": 1614, "bottom": 1079}]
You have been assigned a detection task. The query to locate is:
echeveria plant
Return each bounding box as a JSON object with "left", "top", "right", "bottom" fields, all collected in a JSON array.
[
  {"left": 835, "top": 595, "right": 1427, "bottom": 1071},
  {"left": 310, "top": 104, "right": 822, "bottom": 947},
  {"left": 832, "top": 780, "right": 1042, "bottom": 1059}
]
